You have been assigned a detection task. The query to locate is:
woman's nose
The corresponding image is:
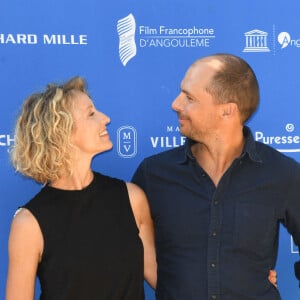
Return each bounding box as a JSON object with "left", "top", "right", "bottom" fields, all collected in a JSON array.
[{"left": 99, "top": 111, "right": 110, "bottom": 124}]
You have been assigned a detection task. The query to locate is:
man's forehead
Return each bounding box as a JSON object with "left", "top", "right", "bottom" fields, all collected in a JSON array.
[
  {"left": 183, "top": 57, "right": 221, "bottom": 84},
  {"left": 199, "top": 57, "right": 223, "bottom": 71}
]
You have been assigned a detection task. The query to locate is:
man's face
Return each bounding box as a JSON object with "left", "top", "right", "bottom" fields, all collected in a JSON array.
[{"left": 171, "top": 59, "right": 223, "bottom": 143}]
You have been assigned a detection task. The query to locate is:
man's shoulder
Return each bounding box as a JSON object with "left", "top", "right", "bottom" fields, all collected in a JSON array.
[
  {"left": 142, "top": 146, "right": 185, "bottom": 164},
  {"left": 255, "top": 141, "right": 300, "bottom": 168},
  {"left": 133, "top": 146, "right": 186, "bottom": 185}
]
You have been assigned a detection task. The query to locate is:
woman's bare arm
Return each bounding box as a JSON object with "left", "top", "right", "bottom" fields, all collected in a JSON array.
[
  {"left": 6, "top": 208, "right": 43, "bottom": 300},
  {"left": 126, "top": 182, "right": 157, "bottom": 289}
]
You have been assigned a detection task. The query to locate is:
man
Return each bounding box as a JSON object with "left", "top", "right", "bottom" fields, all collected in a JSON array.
[{"left": 132, "top": 53, "right": 300, "bottom": 299}]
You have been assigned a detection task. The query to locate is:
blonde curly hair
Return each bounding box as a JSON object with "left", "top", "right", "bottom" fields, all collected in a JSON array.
[{"left": 10, "top": 76, "right": 87, "bottom": 184}]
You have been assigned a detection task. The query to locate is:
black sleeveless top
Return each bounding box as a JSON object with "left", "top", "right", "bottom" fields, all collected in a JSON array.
[{"left": 23, "top": 172, "right": 144, "bottom": 300}]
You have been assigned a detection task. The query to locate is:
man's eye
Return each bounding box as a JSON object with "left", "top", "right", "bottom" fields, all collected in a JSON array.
[{"left": 89, "top": 112, "right": 95, "bottom": 116}]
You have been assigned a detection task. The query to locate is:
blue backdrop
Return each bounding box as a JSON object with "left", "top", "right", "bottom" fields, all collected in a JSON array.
[{"left": 1, "top": 0, "right": 300, "bottom": 299}]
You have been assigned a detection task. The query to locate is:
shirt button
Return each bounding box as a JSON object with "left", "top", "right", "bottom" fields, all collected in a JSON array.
[
  {"left": 211, "top": 263, "right": 216, "bottom": 268},
  {"left": 211, "top": 296, "right": 217, "bottom": 300},
  {"left": 212, "top": 231, "right": 217, "bottom": 237},
  {"left": 201, "top": 172, "right": 206, "bottom": 177},
  {"left": 214, "top": 200, "right": 219, "bottom": 205}
]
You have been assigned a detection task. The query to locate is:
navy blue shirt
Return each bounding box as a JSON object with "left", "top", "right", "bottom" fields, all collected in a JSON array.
[{"left": 132, "top": 127, "right": 300, "bottom": 300}]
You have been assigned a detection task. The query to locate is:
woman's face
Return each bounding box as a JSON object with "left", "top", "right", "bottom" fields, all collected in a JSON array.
[{"left": 70, "top": 91, "right": 112, "bottom": 158}]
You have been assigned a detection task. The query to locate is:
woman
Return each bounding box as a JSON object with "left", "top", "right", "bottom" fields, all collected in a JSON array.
[{"left": 6, "top": 76, "right": 156, "bottom": 299}]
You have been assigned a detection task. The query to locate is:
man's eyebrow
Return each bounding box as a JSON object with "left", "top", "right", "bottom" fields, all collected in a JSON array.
[
  {"left": 181, "top": 88, "right": 189, "bottom": 94},
  {"left": 181, "top": 89, "right": 195, "bottom": 98}
]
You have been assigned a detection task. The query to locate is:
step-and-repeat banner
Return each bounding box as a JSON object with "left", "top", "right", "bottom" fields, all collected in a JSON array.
[{"left": 1, "top": 0, "right": 300, "bottom": 299}]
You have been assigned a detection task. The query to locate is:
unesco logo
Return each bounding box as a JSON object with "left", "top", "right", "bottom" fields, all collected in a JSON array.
[
  {"left": 242, "top": 29, "right": 270, "bottom": 53},
  {"left": 117, "top": 126, "right": 137, "bottom": 158}
]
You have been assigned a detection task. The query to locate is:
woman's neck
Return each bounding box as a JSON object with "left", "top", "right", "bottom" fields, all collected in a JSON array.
[{"left": 50, "top": 169, "right": 94, "bottom": 190}]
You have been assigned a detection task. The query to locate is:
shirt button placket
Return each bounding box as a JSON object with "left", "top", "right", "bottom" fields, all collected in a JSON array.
[{"left": 208, "top": 191, "right": 221, "bottom": 299}]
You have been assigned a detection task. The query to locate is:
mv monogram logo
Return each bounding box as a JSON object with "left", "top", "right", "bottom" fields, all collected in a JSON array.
[
  {"left": 117, "top": 126, "right": 137, "bottom": 158},
  {"left": 117, "top": 14, "right": 137, "bottom": 66}
]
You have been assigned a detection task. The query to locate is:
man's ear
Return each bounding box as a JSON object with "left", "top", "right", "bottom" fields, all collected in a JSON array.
[{"left": 221, "top": 102, "right": 238, "bottom": 118}]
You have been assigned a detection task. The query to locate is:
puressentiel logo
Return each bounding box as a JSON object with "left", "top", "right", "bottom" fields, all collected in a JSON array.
[
  {"left": 278, "top": 31, "right": 300, "bottom": 49},
  {"left": 255, "top": 123, "right": 300, "bottom": 153},
  {"left": 117, "top": 13, "right": 216, "bottom": 66},
  {"left": 117, "top": 126, "right": 137, "bottom": 158}
]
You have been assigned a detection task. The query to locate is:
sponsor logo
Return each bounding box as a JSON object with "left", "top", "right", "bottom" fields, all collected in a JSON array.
[
  {"left": 243, "top": 29, "right": 270, "bottom": 53},
  {"left": 254, "top": 123, "right": 300, "bottom": 153},
  {"left": 117, "top": 13, "right": 216, "bottom": 66},
  {"left": 278, "top": 31, "right": 300, "bottom": 49},
  {"left": 117, "top": 126, "right": 137, "bottom": 158},
  {"left": 117, "top": 14, "right": 137, "bottom": 66},
  {"left": 242, "top": 26, "right": 300, "bottom": 54},
  {"left": 278, "top": 32, "right": 291, "bottom": 49},
  {"left": 0, "top": 33, "right": 88, "bottom": 45},
  {"left": 150, "top": 126, "right": 186, "bottom": 149},
  {"left": 0, "top": 134, "right": 14, "bottom": 147}
]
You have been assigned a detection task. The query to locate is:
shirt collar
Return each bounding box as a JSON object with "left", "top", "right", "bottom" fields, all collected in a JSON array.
[
  {"left": 242, "top": 126, "right": 262, "bottom": 163},
  {"left": 178, "top": 126, "right": 263, "bottom": 164}
]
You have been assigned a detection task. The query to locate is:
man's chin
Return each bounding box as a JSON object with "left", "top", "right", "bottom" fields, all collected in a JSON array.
[{"left": 179, "top": 126, "right": 187, "bottom": 134}]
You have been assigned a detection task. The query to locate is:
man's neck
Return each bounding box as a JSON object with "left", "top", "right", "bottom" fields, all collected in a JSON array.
[{"left": 191, "top": 129, "right": 245, "bottom": 186}]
